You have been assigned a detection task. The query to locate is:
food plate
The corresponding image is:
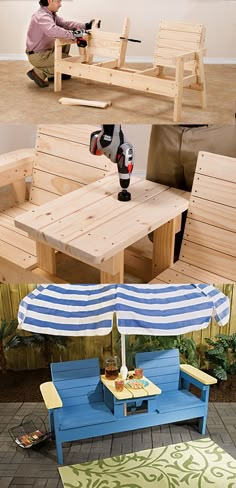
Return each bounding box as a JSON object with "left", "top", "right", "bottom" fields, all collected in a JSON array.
[{"left": 125, "top": 379, "right": 149, "bottom": 389}]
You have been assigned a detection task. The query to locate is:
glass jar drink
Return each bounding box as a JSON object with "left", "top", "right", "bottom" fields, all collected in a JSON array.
[{"left": 105, "top": 356, "right": 119, "bottom": 380}]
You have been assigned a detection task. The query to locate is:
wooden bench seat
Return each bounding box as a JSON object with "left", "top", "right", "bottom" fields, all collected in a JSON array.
[
  {"left": 0, "top": 125, "right": 114, "bottom": 283},
  {"left": 136, "top": 349, "right": 216, "bottom": 435},
  {"left": 150, "top": 151, "right": 236, "bottom": 284},
  {"left": 54, "top": 20, "right": 206, "bottom": 122},
  {"left": 41, "top": 353, "right": 216, "bottom": 464}
]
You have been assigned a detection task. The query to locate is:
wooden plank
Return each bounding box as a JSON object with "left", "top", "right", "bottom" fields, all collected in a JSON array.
[
  {"left": 191, "top": 174, "right": 236, "bottom": 208},
  {"left": 0, "top": 224, "right": 36, "bottom": 256},
  {"left": 118, "top": 17, "right": 130, "bottom": 67},
  {"left": 188, "top": 197, "right": 236, "bottom": 233},
  {"left": 159, "top": 22, "right": 203, "bottom": 34},
  {"left": 59, "top": 98, "right": 112, "bottom": 108},
  {"left": 35, "top": 133, "right": 112, "bottom": 172},
  {"left": 14, "top": 177, "right": 160, "bottom": 236},
  {"left": 29, "top": 186, "right": 59, "bottom": 205},
  {"left": 36, "top": 242, "right": 56, "bottom": 274},
  {"left": 38, "top": 124, "right": 100, "bottom": 145},
  {"left": 33, "top": 153, "right": 110, "bottom": 185},
  {"left": 0, "top": 213, "right": 32, "bottom": 236},
  {"left": 180, "top": 365, "right": 217, "bottom": 385},
  {"left": 40, "top": 382, "right": 63, "bottom": 409},
  {"left": 0, "top": 149, "right": 34, "bottom": 186},
  {"left": 32, "top": 169, "right": 83, "bottom": 196},
  {"left": 171, "top": 261, "right": 235, "bottom": 283},
  {"left": 3, "top": 201, "right": 38, "bottom": 217},
  {"left": 156, "top": 39, "right": 201, "bottom": 51},
  {"left": 56, "top": 61, "right": 177, "bottom": 98},
  {"left": 152, "top": 219, "right": 175, "bottom": 277},
  {"left": 0, "top": 257, "right": 64, "bottom": 283},
  {"left": 173, "top": 55, "right": 184, "bottom": 122},
  {"left": 180, "top": 241, "right": 236, "bottom": 281},
  {"left": 100, "top": 251, "right": 124, "bottom": 283},
  {"left": 158, "top": 31, "right": 201, "bottom": 43},
  {"left": 184, "top": 218, "right": 236, "bottom": 257},
  {"left": 196, "top": 152, "right": 236, "bottom": 182},
  {"left": 0, "top": 239, "right": 36, "bottom": 269}
]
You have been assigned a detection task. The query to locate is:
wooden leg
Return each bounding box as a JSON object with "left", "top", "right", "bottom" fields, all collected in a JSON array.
[
  {"left": 54, "top": 40, "right": 62, "bottom": 92},
  {"left": 199, "top": 415, "right": 207, "bottom": 434},
  {"left": 100, "top": 251, "right": 124, "bottom": 283},
  {"left": 196, "top": 51, "right": 207, "bottom": 109},
  {"left": 36, "top": 242, "right": 56, "bottom": 275},
  {"left": 152, "top": 219, "right": 175, "bottom": 278},
  {"left": 12, "top": 181, "right": 27, "bottom": 204},
  {"left": 173, "top": 57, "right": 184, "bottom": 122}
]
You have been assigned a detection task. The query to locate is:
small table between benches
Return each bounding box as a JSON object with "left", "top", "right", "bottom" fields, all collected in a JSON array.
[
  {"left": 14, "top": 174, "right": 189, "bottom": 283},
  {"left": 101, "top": 373, "right": 161, "bottom": 417}
]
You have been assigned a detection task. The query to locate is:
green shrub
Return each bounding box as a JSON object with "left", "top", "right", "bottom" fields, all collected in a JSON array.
[{"left": 205, "top": 333, "right": 236, "bottom": 381}]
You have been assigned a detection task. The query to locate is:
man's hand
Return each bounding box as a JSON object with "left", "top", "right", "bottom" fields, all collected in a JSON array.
[{"left": 85, "top": 19, "right": 95, "bottom": 30}]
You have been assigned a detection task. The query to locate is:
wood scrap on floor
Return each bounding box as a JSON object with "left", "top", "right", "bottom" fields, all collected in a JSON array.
[{"left": 59, "top": 98, "right": 111, "bottom": 108}]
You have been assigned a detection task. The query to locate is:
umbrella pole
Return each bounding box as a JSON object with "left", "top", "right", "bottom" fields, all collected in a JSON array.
[{"left": 120, "top": 334, "right": 128, "bottom": 380}]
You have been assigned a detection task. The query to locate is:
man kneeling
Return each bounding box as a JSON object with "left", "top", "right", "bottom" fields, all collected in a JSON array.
[{"left": 26, "top": 0, "right": 93, "bottom": 87}]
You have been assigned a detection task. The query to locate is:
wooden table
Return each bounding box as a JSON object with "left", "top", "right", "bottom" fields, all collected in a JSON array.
[
  {"left": 14, "top": 175, "right": 189, "bottom": 283},
  {"left": 101, "top": 373, "right": 161, "bottom": 417}
]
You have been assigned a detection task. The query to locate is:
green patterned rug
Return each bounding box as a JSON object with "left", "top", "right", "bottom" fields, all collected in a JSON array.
[{"left": 59, "top": 437, "right": 236, "bottom": 488}]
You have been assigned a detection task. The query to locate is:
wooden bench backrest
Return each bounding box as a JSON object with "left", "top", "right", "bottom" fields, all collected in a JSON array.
[
  {"left": 51, "top": 358, "right": 103, "bottom": 407},
  {"left": 180, "top": 151, "right": 236, "bottom": 281},
  {"left": 135, "top": 349, "right": 180, "bottom": 392},
  {"left": 85, "top": 18, "right": 130, "bottom": 66},
  {"left": 29, "top": 125, "right": 114, "bottom": 206},
  {"left": 154, "top": 21, "right": 206, "bottom": 70}
]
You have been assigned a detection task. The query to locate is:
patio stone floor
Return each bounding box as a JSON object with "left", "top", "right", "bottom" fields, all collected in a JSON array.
[{"left": 1, "top": 402, "right": 236, "bottom": 487}]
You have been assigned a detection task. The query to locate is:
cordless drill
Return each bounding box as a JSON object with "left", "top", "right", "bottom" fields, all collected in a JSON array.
[{"left": 90, "top": 125, "right": 134, "bottom": 201}]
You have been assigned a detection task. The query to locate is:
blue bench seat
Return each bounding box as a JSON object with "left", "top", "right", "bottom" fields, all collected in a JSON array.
[{"left": 58, "top": 402, "right": 115, "bottom": 431}]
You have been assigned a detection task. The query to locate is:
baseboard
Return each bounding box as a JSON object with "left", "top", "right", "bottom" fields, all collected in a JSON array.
[{"left": 1, "top": 54, "right": 236, "bottom": 64}]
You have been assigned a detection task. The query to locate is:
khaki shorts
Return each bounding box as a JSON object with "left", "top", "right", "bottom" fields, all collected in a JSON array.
[{"left": 146, "top": 125, "right": 236, "bottom": 191}]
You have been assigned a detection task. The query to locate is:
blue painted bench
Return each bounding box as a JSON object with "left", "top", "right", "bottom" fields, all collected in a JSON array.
[
  {"left": 40, "top": 352, "right": 216, "bottom": 464},
  {"left": 135, "top": 349, "right": 216, "bottom": 435}
]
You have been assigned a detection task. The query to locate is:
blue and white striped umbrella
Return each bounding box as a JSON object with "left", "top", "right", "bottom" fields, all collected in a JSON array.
[{"left": 18, "top": 283, "right": 230, "bottom": 373}]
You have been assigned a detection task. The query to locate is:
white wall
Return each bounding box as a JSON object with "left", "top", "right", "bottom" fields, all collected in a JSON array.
[
  {"left": 0, "top": 0, "right": 236, "bottom": 59},
  {"left": 0, "top": 124, "right": 151, "bottom": 173}
]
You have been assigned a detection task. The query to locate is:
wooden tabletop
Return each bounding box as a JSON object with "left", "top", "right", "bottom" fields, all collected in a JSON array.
[
  {"left": 14, "top": 175, "right": 189, "bottom": 267},
  {"left": 101, "top": 373, "right": 162, "bottom": 400}
]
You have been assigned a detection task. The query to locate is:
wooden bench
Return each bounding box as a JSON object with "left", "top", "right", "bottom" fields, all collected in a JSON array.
[
  {"left": 150, "top": 151, "right": 236, "bottom": 284},
  {"left": 136, "top": 349, "right": 216, "bottom": 436},
  {"left": 0, "top": 125, "right": 114, "bottom": 283},
  {"left": 54, "top": 20, "right": 206, "bottom": 122},
  {"left": 40, "top": 359, "right": 116, "bottom": 464},
  {"left": 41, "top": 353, "right": 216, "bottom": 464}
]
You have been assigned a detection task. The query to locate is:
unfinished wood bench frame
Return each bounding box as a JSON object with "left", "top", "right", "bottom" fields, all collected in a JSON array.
[
  {"left": 41, "top": 353, "right": 216, "bottom": 464},
  {"left": 150, "top": 151, "right": 236, "bottom": 284},
  {"left": 54, "top": 19, "right": 207, "bottom": 122},
  {"left": 0, "top": 125, "right": 114, "bottom": 283}
]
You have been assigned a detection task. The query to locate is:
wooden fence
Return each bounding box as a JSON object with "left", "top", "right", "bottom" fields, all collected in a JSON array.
[{"left": 0, "top": 284, "right": 235, "bottom": 370}]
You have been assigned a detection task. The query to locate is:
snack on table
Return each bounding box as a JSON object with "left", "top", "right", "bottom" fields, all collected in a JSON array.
[{"left": 125, "top": 379, "right": 149, "bottom": 389}]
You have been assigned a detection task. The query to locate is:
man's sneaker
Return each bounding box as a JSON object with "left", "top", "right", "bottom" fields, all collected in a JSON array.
[
  {"left": 27, "top": 69, "right": 49, "bottom": 88},
  {"left": 48, "top": 74, "right": 71, "bottom": 82}
]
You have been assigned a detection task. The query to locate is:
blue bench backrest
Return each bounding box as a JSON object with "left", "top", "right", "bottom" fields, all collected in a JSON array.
[
  {"left": 135, "top": 349, "right": 180, "bottom": 392},
  {"left": 51, "top": 358, "right": 103, "bottom": 407}
]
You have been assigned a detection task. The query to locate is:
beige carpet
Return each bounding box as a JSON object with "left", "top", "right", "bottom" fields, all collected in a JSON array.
[
  {"left": 59, "top": 437, "right": 236, "bottom": 488},
  {"left": 1, "top": 61, "right": 235, "bottom": 124}
]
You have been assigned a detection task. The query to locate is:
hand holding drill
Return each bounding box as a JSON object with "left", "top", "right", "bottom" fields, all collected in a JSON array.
[
  {"left": 72, "top": 19, "right": 101, "bottom": 48},
  {"left": 90, "top": 125, "right": 134, "bottom": 201}
]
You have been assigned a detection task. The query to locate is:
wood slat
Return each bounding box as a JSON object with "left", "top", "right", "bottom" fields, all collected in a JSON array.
[
  {"left": 196, "top": 151, "right": 236, "bottom": 183},
  {"left": 160, "top": 22, "right": 203, "bottom": 34},
  {"left": 0, "top": 240, "right": 36, "bottom": 269},
  {"left": 34, "top": 153, "right": 110, "bottom": 185},
  {"left": 184, "top": 218, "right": 236, "bottom": 257},
  {"left": 32, "top": 169, "right": 84, "bottom": 196},
  {"left": 35, "top": 134, "right": 111, "bottom": 171},
  {"left": 29, "top": 186, "right": 60, "bottom": 205},
  {"left": 179, "top": 241, "right": 236, "bottom": 281},
  {"left": 191, "top": 174, "right": 236, "bottom": 208},
  {"left": 0, "top": 225, "right": 36, "bottom": 256},
  {"left": 158, "top": 30, "right": 201, "bottom": 43},
  {"left": 188, "top": 197, "right": 236, "bottom": 232},
  {"left": 38, "top": 124, "right": 99, "bottom": 145}
]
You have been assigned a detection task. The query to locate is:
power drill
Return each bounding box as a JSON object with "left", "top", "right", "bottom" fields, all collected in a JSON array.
[
  {"left": 72, "top": 28, "right": 89, "bottom": 48},
  {"left": 90, "top": 125, "right": 134, "bottom": 201}
]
